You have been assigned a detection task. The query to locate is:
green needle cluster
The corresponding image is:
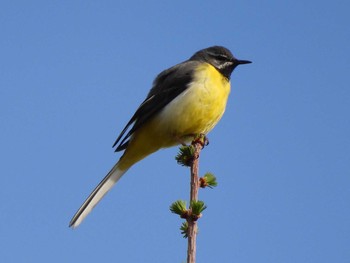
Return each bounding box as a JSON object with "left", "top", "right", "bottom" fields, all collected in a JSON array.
[
  {"left": 170, "top": 200, "right": 187, "bottom": 218},
  {"left": 201, "top": 172, "right": 218, "bottom": 188},
  {"left": 180, "top": 221, "right": 189, "bottom": 238},
  {"left": 175, "top": 145, "right": 195, "bottom": 167},
  {"left": 190, "top": 200, "right": 207, "bottom": 218}
]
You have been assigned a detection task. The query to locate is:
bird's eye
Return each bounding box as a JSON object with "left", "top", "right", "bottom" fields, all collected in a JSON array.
[{"left": 216, "top": 54, "right": 228, "bottom": 61}]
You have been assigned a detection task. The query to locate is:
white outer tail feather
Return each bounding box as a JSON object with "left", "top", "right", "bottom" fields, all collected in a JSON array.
[{"left": 69, "top": 163, "right": 127, "bottom": 228}]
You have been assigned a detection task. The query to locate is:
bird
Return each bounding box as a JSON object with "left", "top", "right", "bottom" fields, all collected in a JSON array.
[{"left": 69, "top": 46, "right": 251, "bottom": 228}]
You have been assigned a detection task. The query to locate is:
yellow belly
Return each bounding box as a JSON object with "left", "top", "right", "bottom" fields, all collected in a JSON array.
[{"left": 118, "top": 63, "right": 230, "bottom": 170}]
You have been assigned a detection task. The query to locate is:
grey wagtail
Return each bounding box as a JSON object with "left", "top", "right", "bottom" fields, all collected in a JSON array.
[{"left": 70, "top": 46, "right": 251, "bottom": 228}]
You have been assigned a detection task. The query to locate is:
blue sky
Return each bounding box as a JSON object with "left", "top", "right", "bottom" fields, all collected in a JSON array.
[{"left": 1, "top": 1, "right": 349, "bottom": 262}]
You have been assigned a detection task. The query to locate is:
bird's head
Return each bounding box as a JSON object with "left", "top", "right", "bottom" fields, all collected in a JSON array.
[{"left": 190, "top": 46, "right": 251, "bottom": 79}]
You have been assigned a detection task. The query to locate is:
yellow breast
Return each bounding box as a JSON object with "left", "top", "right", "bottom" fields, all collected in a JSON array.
[{"left": 157, "top": 62, "right": 231, "bottom": 138}]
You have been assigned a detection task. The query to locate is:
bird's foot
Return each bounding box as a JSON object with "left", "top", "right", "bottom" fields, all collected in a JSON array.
[
  {"left": 191, "top": 133, "right": 209, "bottom": 149},
  {"left": 174, "top": 134, "right": 209, "bottom": 148}
]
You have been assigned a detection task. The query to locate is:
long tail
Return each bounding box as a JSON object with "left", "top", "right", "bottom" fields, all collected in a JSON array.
[{"left": 69, "top": 163, "right": 127, "bottom": 228}]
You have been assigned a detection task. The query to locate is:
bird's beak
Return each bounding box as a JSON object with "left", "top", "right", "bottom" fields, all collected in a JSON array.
[{"left": 236, "top": 59, "right": 252, "bottom": 65}]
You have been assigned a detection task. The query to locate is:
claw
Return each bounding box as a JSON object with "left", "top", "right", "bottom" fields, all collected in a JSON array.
[{"left": 191, "top": 134, "right": 209, "bottom": 148}]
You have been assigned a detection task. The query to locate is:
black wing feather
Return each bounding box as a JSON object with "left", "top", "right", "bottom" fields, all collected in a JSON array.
[{"left": 112, "top": 60, "right": 199, "bottom": 152}]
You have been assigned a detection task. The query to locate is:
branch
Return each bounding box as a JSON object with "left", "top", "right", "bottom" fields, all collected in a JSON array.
[
  {"left": 187, "top": 136, "right": 205, "bottom": 263},
  {"left": 172, "top": 134, "right": 214, "bottom": 263}
]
